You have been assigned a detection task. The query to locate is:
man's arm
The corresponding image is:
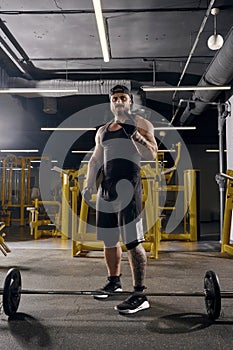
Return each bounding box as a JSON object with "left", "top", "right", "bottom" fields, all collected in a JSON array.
[
  {"left": 85, "top": 126, "right": 104, "bottom": 190},
  {"left": 131, "top": 117, "right": 158, "bottom": 160}
]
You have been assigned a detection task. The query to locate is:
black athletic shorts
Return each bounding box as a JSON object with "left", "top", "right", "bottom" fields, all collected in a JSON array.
[{"left": 96, "top": 177, "right": 145, "bottom": 247}]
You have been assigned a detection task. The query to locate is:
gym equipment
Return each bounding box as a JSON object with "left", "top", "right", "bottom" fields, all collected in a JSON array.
[
  {"left": 0, "top": 222, "right": 11, "bottom": 256},
  {"left": 53, "top": 165, "right": 86, "bottom": 240},
  {"left": 159, "top": 168, "right": 200, "bottom": 242},
  {"left": 27, "top": 198, "right": 61, "bottom": 239},
  {"left": 220, "top": 170, "right": 233, "bottom": 256},
  {"left": 0, "top": 154, "right": 49, "bottom": 226},
  {"left": 0, "top": 207, "right": 11, "bottom": 227},
  {"left": 2, "top": 268, "right": 232, "bottom": 320}
]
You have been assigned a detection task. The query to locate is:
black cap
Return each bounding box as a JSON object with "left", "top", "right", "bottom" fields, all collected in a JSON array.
[
  {"left": 110, "top": 85, "right": 130, "bottom": 96},
  {"left": 109, "top": 85, "right": 133, "bottom": 101}
]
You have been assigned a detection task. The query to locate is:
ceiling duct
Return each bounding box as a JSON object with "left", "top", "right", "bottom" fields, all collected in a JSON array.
[
  {"left": 180, "top": 26, "right": 233, "bottom": 125},
  {"left": 6, "top": 77, "right": 132, "bottom": 97},
  {"left": 6, "top": 78, "right": 145, "bottom": 114}
]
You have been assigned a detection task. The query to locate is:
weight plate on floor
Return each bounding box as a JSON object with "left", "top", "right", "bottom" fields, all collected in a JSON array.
[
  {"left": 3, "top": 268, "right": 21, "bottom": 316},
  {"left": 204, "top": 270, "right": 221, "bottom": 320}
]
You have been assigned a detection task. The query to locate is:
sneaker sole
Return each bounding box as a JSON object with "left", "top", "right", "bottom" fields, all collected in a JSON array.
[
  {"left": 93, "top": 288, "right": 123, "bottom": 299},
  {"left": 114, "top": 301, "right": 150, "bottom": 314}
]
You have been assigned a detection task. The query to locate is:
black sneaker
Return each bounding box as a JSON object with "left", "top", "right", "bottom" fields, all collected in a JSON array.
[
  {"left": 114, "top": 294, "right": 150, "bottom": 314},
  {"left": 94, "top": 276, "right": 122, "bottom": 299}
]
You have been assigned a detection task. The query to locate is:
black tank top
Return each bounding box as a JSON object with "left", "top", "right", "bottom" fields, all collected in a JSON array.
[{"left": 100, "top": 122, "right": 141, "bottom": 181}]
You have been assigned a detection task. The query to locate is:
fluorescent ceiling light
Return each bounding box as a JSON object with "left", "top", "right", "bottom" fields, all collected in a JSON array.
[
  {"left": 140, "top": 161, "right": 156, "bottom": 163},
  {"left": 158, "top": 149, "right": 176, "bottom": 152},
  {"left": 154, "top": 126, "right": 196, "bottom": 130},
  {"left": 81, "top": 160, "right": 168, "bottom": 164},
  {"left": 142, "top": 85, "right": 231, "bottom": 92},
  {"left": 0, "top": 149, "right": 39, "bottom": 153},
  {"left": 72, "top": 151, "right": 94, "bottom": 154},
  {"left": 73, "top": 149, "right": 177, "bottom": 154},
  {"left": 92, "top": 0, "right": 110, "bottom": 62},
  {"left": 6, "top": 167, "right": 32, "bottom": 171},
  {"left": 206, "top": 149, "right": 227, "bottom": 152},
  {"left": 41, "top": 127, "right": 194, "bottom": 132},
  {"left": 0, "top": 88, "right": 79, "bottom": 94},
  {"left": 220, "top": 172, "right": 233, "bottom": 181},
  {"left": 41, "top": 127, "right": 96, "bottom": 131},
  {"left": 52, "top": 166, "right": 69, "bottom": 174},
  {"left": 31, "top": 160, "right": 58, "bottom": 163}
]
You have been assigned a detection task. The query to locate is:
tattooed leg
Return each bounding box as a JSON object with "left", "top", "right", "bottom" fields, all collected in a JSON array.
[{"left": 127, "top": 243, "right": 147, "bottom": 289}]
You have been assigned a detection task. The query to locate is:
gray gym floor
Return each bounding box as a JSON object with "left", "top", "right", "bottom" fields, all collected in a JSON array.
[{"left": 0, "top": 225, "right": 232, "bottom": 350}]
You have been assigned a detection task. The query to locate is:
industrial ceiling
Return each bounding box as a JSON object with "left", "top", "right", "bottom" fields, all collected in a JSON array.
[{"left": 0, "top": 0, "right": 232, "bottom": 167}]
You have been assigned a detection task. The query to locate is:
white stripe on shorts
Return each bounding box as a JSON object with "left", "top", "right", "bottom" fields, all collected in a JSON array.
[{"left": 136, "top": 218, "right": 144, "bottom": 242}]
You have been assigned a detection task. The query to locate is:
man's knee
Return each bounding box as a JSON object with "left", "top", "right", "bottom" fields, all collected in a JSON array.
[
  {"left": 104, "top": 240, "right": 121, "bottom": 249},
  {"left": 125, "top": 239, "right": 141, "bottom": 250}
]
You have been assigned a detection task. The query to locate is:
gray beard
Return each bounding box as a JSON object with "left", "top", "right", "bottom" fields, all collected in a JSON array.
[{"left": 116, "top": 109, "right": 126, "bottom": 117}]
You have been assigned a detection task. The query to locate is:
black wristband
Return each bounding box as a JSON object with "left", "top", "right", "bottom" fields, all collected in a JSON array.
[{"left": 116, "top": 121, "right": 137, "bottom": 137}]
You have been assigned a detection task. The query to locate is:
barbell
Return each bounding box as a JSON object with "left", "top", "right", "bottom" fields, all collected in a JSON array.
[{"left": 1, "top": 268, "right": 232, "bottom": 320}]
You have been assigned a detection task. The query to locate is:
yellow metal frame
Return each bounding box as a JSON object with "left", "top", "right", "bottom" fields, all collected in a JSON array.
[
  {"left": 0, "top": 154, "right": 48, "bottom": 226},
  {"left": 159, "top": 170, "right": 199, "bottom": 242},
  {"left": 61, "top": 172, "right": 70, "bottom": 240},
  {"left": 221, "top": 169, "right": 233, "bottom": 255},
  {"left": 183, "top": 169, "right": 200, "bottom": 241},
  {"left": 0, "top": 207, "right": 11, "bottom": 226},
  {"left": 155, "top": 144, "right": 200, "bottom": 242},
  {"left": 60, "top": 165, "right": 87, "bottom": 240},
  {"left": 163, "top": 142, "right": 181, "bottom": 184},
  {"left": 0, "top": 222, "right": 11, "bottom": 256},
  {"left": 27, "top": 198, "right": 61, "bottom": 239}
]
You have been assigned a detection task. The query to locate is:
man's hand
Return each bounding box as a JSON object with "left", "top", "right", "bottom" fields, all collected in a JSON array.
[
  {"left": 116, "top": 117, "right": 137, "bottom": 137},
  {"left": 81, "top": 187, "right": 93, "bottom": 203}
]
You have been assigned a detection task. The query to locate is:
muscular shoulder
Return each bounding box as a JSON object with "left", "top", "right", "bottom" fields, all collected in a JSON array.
[
  {"left": 95, "top": 124, "right": 106, "bottom": 144},
  {"left": 135, "top": 115, "right": 154, "bottom": 134},
  {"left": 96, "top": 125, "right": 106, "bottom": 135}
]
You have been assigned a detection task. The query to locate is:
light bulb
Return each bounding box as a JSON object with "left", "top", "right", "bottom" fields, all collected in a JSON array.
[{"left": 207, "top": 34, "right": 224, "bottom": 50}]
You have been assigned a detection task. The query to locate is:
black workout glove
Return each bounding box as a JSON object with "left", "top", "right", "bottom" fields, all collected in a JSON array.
[
  {"left": 116, "top": 117, "right": 137, "bottom": 138},
  {"left": 81, "top": 187, "right": 92, "bottom": 203}
]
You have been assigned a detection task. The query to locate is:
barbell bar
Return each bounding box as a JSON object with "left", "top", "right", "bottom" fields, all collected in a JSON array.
[{"left": 1, "top": 268, "right": 231, "bottom": 320}]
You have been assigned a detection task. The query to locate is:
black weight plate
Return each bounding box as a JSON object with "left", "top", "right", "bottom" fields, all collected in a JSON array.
[
  {"left": 3, "top": 268, "right": 21, "bottom": 316},
  {"left": 204, "top": 270, "right": 221, "bottom": 320}
]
